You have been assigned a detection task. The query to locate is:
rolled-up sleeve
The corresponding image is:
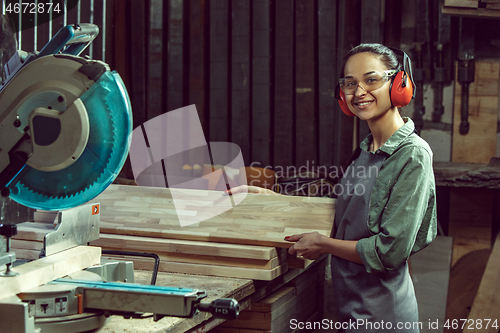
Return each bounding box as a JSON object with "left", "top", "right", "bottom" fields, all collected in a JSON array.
[{"left": 356, "top": 146, "right": 437, "bottom": 273}]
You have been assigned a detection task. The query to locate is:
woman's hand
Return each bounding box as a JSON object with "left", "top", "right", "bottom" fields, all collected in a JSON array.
[
  {"left": 285, "top": 232, "right": 327, "bottom": 260},
  {"left": 224, "top": 185, "right": 279, "bottom": 196}
]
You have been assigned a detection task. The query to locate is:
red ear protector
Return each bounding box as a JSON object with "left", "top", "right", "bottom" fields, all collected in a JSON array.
[
  {"left": 389, "top": 48, "right": 416, "bottom": 108},
  {"left": 335, "top": 48, "right": 416, "bottom": 116},
  {"left": 335, "top": 84, "right": 355, "bottom": 117}
]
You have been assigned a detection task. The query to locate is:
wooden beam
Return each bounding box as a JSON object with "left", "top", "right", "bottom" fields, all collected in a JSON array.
[
  {"left": 464, "top": 233, "right": 500, "bottom": 332},
  {"left": 92, "top": 185, "right": 335, "bottom": 248},
  {"left": 0, "top": 246, "right": 101, "bottom": 301},
  {"left": 442, "top": 5, "right": 500, "bottom": 17},
  {"left": 444, "top": 0, "right": 479, "bottom": 8},
  {"left": 108, "top": 255, "right": 288, "bottom": 281}
]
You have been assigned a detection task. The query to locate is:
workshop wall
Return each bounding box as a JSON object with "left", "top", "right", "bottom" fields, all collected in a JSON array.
[
  {"left": 7, "top": 0, "right": 499, "bottom": 171},
  {"left": 107, "top": 0, "right": 500, "bottom": 172},
  {"left": 3, "top": 0, "right": 500, "bottom": 223}
]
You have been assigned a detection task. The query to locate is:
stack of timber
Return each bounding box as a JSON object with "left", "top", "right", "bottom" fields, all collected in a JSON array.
[
  {"left": 11, "top": 185, "right": 335, "bottom": 281},
  {"left": 463, "top": 232, "right": 500, "bottom": 333},
  {"left": 211, "top": 259, "right": 327, "bottom": 333},
  {"left": 442, "top": 0, "right": 500, "bottom": 17},
  {"left": 482, "top": 0, "right": 500, "bottom": 10}
]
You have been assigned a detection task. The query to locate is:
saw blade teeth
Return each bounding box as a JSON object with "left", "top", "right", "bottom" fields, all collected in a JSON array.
[{"left": 11, "top": 70, "right": 130, "bottom": 210}]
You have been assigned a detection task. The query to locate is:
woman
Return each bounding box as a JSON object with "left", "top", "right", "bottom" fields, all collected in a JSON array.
[{"left": 227, "top": 43, "right": 437, "bottom": 332}]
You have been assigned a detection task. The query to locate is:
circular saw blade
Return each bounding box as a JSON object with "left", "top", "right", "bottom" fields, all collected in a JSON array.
[{"left": 9, "top": 71, "right": 132, "bottom": 210}]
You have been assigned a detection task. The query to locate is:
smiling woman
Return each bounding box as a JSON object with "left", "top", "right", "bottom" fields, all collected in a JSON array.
[
  {"left": 227, "top": 43, "right": 437, "bottom": 333},
  {"left": 287, "top": 44, "right": 437, "bottom": 333}
]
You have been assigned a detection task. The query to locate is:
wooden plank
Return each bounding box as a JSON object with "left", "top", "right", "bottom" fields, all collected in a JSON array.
[
  {"left": 13, "top": 222, "right": 54, "bottom": 241},
  {"left": 188, "top": 0, "right": 209, "bottom": 131},
  {"left": 433, "top": 161, "right": 500, "bottom": 189},
  {"left": 248, "top": 286, "right": 296, "bottom": 313},
  {"left": 105, "top": 255, "right": 288, "bottom": 280},
  {"left": 13, "top": 223, "right": 283, "bottom": 260},
  {"left": 0, "top": 246, "right": 101, "bottom": 301},
  {"left": 452, "top": 62, "right": 499, "bottom": 163},
  {"left": 219, "top": 309, "right": 273, "bottom": 330},
  {"left": 270, "top": 297, "right": 298, "bottom": 332},
  {"left": 152, "top": 251, "right": 285, "bottom": 269},
  {"left": 91, "top": 233, "right": 280, "bottom": 260},
  {"left": 33, "top": 210, "right": 58, "bottom": 224},
  {"left": 11, "top": 239, "right": 43, "bottom": 251},
  {"left": 464, "top": 233, "right": 500, "bottom": 332},
  {"left": 209, "top": 0, "right": 229, "bottom": 142},
  {"left": 444, "top": 0, "right": 479, "bottom": 8},
  {"left": 91, "top": 185, "right": 335, "bottom": 248},
  {"left": 167, "top": 0, "right": 185, "bottom": 112},
  {"left": 317, "top": 0, "right": 336, "bottom": 168},
  {"left": 231, "top": 0, "right": 251, "bottom": 164},
  {"left": 211, "top": 328, "right": 270, "bottom": 333},
  {"left": 106, "top": 248, "right": 284, "bottom": 270},
  {"left": 273, "top": 0, "right": 294, "bottom": 169},
  {"left": 448, "top": 187, "right": 493, "bottom": 265},
  {"left": 252, "top": 0, "right": 272, "bottom": 166},
  {"left": 486, "top": 3, "right": 500, "bottom": 9},
  {"left": 441, "top": 5, "right": 500, "bottom": 17},
  {"left": 295, "top": 0, "right": 316, "bottom": 168},
  {"left": 10, "top": 248, "right": 40, "bottom": 260}
]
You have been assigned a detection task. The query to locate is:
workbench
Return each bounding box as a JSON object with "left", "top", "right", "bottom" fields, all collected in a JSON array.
[
  {"left": 96, "top": 270, "right": 253, "bottom": 333},
  {"left": 433, "top": 160, "right": 500, "bottom": 244},
  {"left": 97, "top": 257, "right": 327, "bottom": 333}
]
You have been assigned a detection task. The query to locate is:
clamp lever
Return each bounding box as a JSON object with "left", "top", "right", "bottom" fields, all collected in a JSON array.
[
  {"left": 197, "top": 298, "right": 240, "bottom": 320},
  {"left": 0, "top": 223, "right": 19, "bottom": 277}
]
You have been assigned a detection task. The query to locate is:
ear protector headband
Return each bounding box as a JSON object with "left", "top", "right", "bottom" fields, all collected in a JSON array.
[{"left": 335, "top": 48, "right": 416, "bottom": 117}]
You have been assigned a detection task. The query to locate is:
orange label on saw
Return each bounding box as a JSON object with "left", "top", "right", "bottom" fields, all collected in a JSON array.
[{"left": 92, "top": 204, "right": 100, "bottom": 215}]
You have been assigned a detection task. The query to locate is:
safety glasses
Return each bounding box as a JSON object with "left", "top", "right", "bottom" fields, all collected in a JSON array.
[{"left": 339, "top": 69, "right": 398, "bottom": 95}]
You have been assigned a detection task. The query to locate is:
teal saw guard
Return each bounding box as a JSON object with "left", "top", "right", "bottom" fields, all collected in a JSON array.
[{"left": 8, "top": 71, "right": 132, "bottom": 210}]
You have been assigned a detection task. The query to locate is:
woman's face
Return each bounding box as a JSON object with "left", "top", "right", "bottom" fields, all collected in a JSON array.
[{"left": 342, "top": 52, "right": 394, "bottom": 121}]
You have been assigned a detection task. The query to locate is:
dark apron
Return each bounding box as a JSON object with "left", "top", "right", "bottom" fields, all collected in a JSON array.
[{"left": 331, "top": 150, "right": 419, "bottom": 333}]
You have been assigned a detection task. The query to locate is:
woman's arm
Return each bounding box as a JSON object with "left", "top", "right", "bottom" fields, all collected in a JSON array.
[{"left": 286, "top": 232, "right": 363, "bottom": 264}]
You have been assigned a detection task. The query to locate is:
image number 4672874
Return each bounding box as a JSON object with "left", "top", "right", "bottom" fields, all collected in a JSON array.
[{"left": 3, "top": 0, "right": 79, "bottom": 33}]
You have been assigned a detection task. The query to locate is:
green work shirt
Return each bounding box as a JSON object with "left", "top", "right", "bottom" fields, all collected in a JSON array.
[{"left": 355, "top": 117, "right": 437, "bottom": 274}]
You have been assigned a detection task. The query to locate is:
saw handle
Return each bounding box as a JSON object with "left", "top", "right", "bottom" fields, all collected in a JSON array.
[
  {"left": 197, "top": 298, "right": 240, "bottom": 320},
  {"left": 38, "top": 23, "right": 99, "bottom": 57}
]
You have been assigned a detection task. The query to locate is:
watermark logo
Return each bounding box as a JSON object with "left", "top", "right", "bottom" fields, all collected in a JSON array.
[
  {"left": 129, "top": 105, "right": 248, "bottom": 227},
  {"left": 2, "top": 0, "right": 79, "bottom": 32}
]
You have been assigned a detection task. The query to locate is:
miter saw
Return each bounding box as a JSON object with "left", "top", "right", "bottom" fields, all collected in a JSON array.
[{"left": 0, "top": 24, "right": 239, "bottom": 333}]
